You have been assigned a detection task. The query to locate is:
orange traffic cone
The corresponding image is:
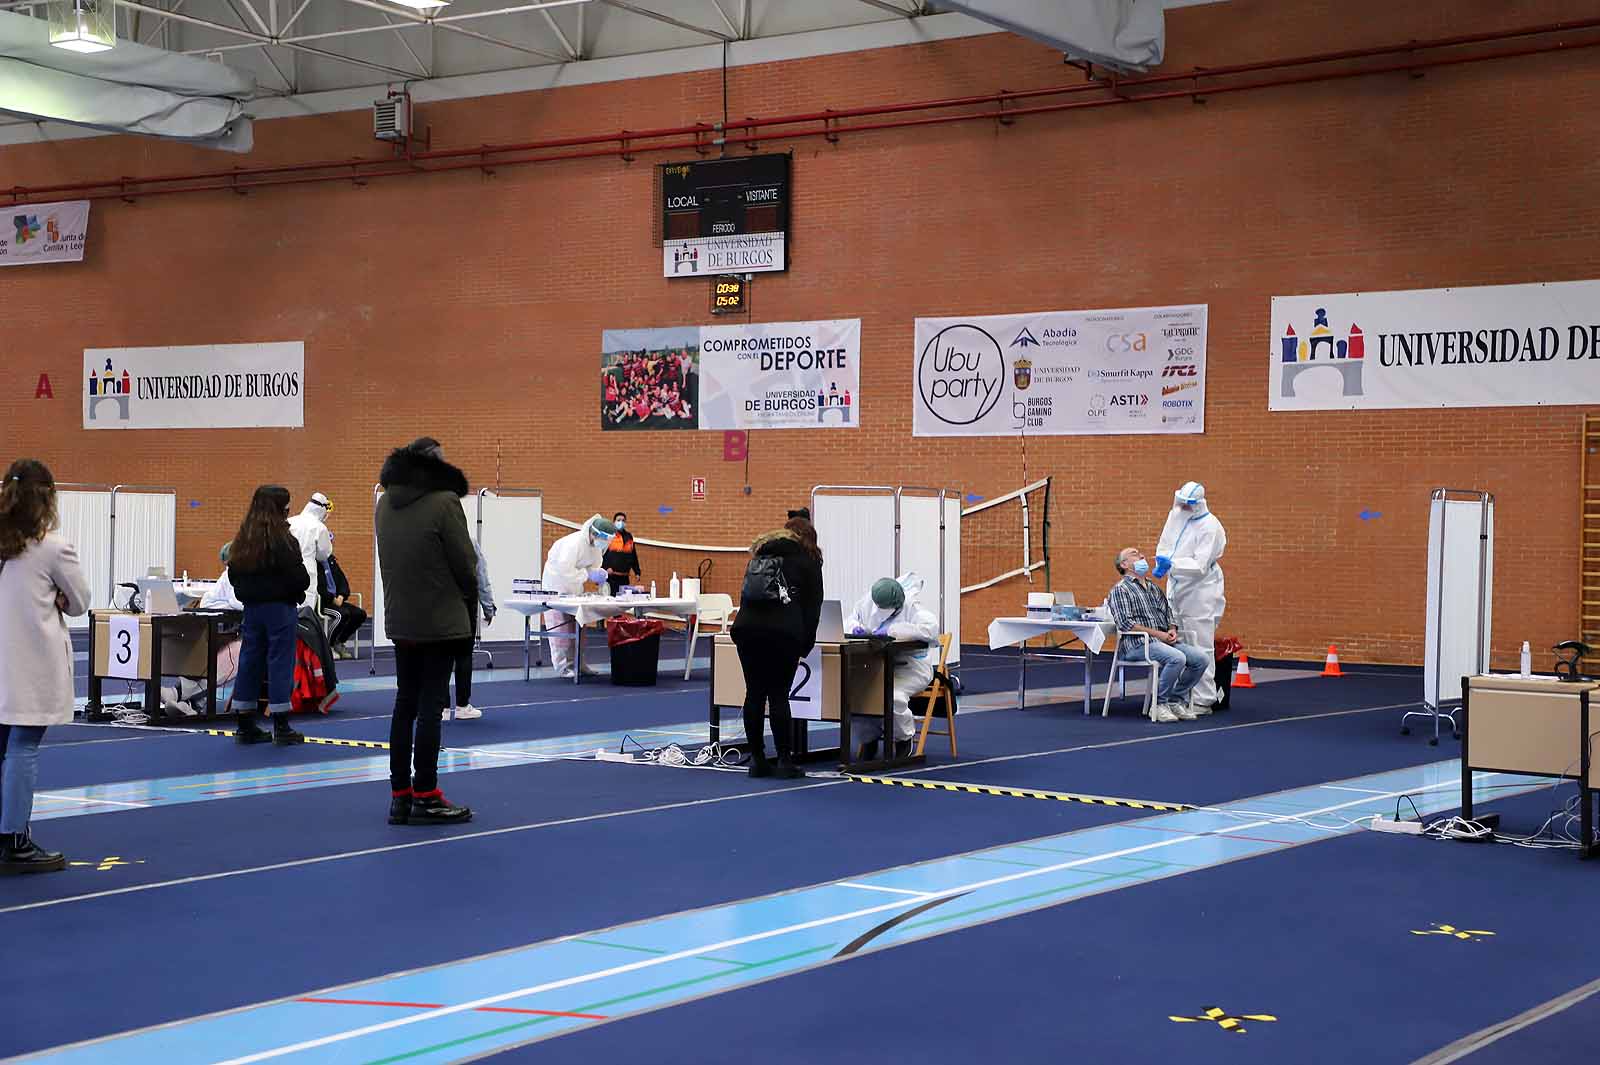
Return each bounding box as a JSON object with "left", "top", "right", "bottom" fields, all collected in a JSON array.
[
  {"left": 1233, "top": 654, "right": 1256, "bottom": 688},
  {"left": 1321, "top": 645, "right": 1343, "bottom": 677}
]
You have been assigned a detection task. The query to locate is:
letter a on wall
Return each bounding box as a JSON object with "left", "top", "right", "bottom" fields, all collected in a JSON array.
[{"left": 35, "top": 373, "right": 53, "bottom": 399}]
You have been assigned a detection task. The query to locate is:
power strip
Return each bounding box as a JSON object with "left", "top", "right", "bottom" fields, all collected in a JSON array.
[
  {"left": 1369, "top": 815, "right": 1425, "bottom": 835},
  {"left": 594, "top": 749, "right": 636, "bottom": 763}
]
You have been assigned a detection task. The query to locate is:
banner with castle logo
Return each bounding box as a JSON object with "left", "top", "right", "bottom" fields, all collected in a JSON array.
[
  {"left": 2, "top": 200, "right": 89, "bottom": 267},
  {"left": 82, "top": 343, "right": 304, "bottom": 430},
  {"left": 602, "top": 319, "right": 858, "bottom": 432},
  {"left": 911, "top": 304, "right": 1207, "bottom": 437},
  {"left": 1270, "top": 280, "right": 1600, "bottom": 411}
]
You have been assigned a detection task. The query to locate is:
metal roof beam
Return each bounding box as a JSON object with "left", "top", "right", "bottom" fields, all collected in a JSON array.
[{"left": 600, "top": 0, "right": 731, "bottom": 42}]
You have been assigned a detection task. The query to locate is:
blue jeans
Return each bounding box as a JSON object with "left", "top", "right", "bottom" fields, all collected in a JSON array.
[
  {"left": 234, "top": 602, "right": 298, "bottom": 715},
  {"left": 0, "top": 724, "right": 47, "bottom": 835},
  {"left": 1145, "top": 639, "right": 1209, "bottom": 702}
]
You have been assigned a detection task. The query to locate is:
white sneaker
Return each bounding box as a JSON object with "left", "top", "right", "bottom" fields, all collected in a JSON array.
[
  {"left": 453, "top": 704, "right": 483, "bottom": 720},
  {"left": 1188, "top": 700, "right": 1213, "bottom": 717},
  {"left": 578, "top": 664, "right": 602, "bottom": 677},
  {"left": 1150, "top": 703, "right": 1181, "bottom": 724},
  {"left": 558, "top": 667, "right": 578, "bottom": 679},
  {"left": 1171, "top": 701, "right": 1199, "bottom": 721}
]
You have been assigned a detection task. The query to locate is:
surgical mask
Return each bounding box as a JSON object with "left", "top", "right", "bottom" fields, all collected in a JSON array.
[
  {"left": 615, "top": 520, "right": 625, "bottom": 530},
  {"left": 1132, "top": 559, "right": 1149, "bottom": 576}
]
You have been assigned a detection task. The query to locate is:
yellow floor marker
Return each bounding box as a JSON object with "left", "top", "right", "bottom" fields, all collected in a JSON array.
[
  {"left": 1411, "top": 923, "right": 1495, "bottom": 941},
  {"left": 68, "top": 856, "right": 145, "bottom": 872},
  {"left": 848, "top": 774, "right": 1193, "bottom": 812},
  {"left": 1169, "top": 1006, "right": 1278, "bottom": 1034}
]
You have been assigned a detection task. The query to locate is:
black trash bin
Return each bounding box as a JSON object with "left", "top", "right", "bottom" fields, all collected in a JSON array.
[
  {"left": 608, "top": 616, "right": 665, "bottom": 686},
  {"left": 1214, "top": 635, "right": 1242, "bottom": 710}
]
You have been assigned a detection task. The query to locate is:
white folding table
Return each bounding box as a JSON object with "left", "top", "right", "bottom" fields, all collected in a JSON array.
[
  {"left": 500, "top": 595, "right": 698, "bottom": 683},
  {"left": 987, "top": 615, "right": 1118, "bottom": 715}
]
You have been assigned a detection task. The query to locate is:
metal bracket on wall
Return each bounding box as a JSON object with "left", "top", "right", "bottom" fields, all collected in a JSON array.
[
  {"left": 119, "top": 178, "right": 137, "bottom": 205},
  {"left": 996, "top": 92, "right": 1015, "bottom": 127},
  {"left": 1190, "top": 69, "right": 1208, "bottom": 105},
  {"left": 823, "top": 111, "right": 842, "bottom": 143},
  {"left": 619, "top": 133, "right": 635, "bottom": 163},
  {"left": 478, "top": 148, "right": 496, "bottom": 178}
]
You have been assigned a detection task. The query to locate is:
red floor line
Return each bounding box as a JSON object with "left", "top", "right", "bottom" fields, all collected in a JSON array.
[{"left": 297, "top": 997, "right": 609, "bottom": 1020}]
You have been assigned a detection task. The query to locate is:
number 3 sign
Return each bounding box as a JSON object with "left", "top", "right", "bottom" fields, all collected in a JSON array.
[{"left": 106, "top": 615, "right": 142, "bottom": 679}]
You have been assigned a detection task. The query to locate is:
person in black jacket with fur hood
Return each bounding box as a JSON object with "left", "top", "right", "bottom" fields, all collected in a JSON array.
[
  {"left": 376, "top": 437, "right": 478, "bottom": 826},
  {"left": 730, "top": 515, "right": 824, "bottom": 778}
]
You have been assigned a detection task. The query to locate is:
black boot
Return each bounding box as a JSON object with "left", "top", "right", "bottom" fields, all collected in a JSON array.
[
  {"left": 893, "top": 738, "right": 915, "bottom": 759},
  {"left": 388, "top": 791, "right": 412, "bottom": 825},
  {"left": 0, "top": 833, "right": 66, "bottom": 874},
  {"left": 858, "top": 740, "right": 879, "bottom": 762},
  {"left": 272, "top": 715, "right": 305, "bottom": 746},
  {"left": 234, "top": 713, "right": 272, "bottom": 744},
  {"left": 407, "top": 789, "right": 472, "bottom": 825}
]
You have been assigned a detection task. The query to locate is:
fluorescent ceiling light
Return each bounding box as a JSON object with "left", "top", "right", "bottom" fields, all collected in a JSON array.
[
  {"left": 48, "top": 0, "right": 115, "bottom": 52},
  {"left": 387, "top": 0, "right": 451, "bottom": 10}
]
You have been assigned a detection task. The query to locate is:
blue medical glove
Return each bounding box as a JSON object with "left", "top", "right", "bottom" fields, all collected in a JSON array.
[
  {"left": 851, "top": 624, "right": 868, "bottom": 637},
  {"left": 1153, "top": 555, "right": 1172, "bottom": 579},
  {"left": 588, "top": 568, "right": 608, "bottom": 585}
]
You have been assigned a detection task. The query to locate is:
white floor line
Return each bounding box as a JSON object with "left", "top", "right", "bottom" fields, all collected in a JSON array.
[
  {"left": 835, "top": 881, "right": 936, "bottom": 897},
  {"left": 208, "top": 775, "right": 1476, "bottom": 1065},
  {"left": 34, "top": 792, "right": 153, "bottom": 809},
  {"left": 1320, "top": 784, "right": 1394, "bottom": 795},
  {"left": 0, "top": 783, "right": 841, "bottom": 917}
]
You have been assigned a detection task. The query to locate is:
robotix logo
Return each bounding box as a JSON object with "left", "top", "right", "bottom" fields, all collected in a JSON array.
[
  {"left": 1162, "top": 365, "right": 1197, "bottom": 378},
  {"left": 1162, "top": 399, "right": 1195, "bottom": 409}
]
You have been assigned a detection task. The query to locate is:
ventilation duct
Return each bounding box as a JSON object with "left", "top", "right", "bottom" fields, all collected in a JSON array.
[
  {"left": 935, "top": 0, "right": 1165, "bottom": 73},
  {"left": 0, "top": 10, "right": 256, "bottom": 151}
]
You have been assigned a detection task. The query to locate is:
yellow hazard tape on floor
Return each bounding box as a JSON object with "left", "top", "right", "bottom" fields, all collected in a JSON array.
[
  {"left": 847, "top": 774, "right": 1193, "bottom": 812},
  {"left": 200, "top": 729, "right": 388, "bottom": 750}
]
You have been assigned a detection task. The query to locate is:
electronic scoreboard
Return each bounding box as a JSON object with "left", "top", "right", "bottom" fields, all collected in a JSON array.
[{"left": 659, "top": 153, "right": 790, "bottom": 278}]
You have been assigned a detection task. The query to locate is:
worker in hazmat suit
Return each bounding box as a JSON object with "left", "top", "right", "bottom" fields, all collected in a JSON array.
[
  {"left": 288, "top": 491, "right": 333, "bottom": 612},
  {"left": 1153, "top": 481, "right": 1227, "bottom": 713},
  {"left": 540, "top": 514, "right": 617, "bottom": 678},
  {"left": 845, "top": 573, "right": 941, "bottom": 759}
]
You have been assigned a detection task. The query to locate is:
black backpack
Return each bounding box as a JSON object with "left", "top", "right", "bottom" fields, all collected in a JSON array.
[{"left": 741, "top": 554, "right": 792, "bottom": 605}]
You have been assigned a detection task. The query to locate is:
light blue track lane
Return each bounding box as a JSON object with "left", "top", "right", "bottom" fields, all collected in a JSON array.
[
  {"left": 30, "top": 722, "right": 746, "bottom": 821},
  {"left": 19, "top": 760, "right": 1547, "bottom": 1065}
]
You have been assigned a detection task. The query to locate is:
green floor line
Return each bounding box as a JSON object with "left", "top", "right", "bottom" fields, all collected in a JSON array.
[{"left": 569, "top": 938, "right": 670, "bottom": 956}]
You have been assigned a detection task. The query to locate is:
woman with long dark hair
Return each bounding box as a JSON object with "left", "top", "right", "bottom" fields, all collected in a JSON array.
[
  {"left": 0, "top": 458, "right": 90, "bottom": 873},
  {"left": 729, "top": 514, "right": 824, "bottom": 779},
  {"left": 227, "top": 485, "right": 310, "bottom": 744}
]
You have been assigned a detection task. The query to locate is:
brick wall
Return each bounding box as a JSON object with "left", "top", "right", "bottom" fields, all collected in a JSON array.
[{"left": 3, "top": 0, "right": 1597, "bottom": 666}]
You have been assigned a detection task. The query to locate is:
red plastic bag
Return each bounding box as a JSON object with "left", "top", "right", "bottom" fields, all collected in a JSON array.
[
  {"left": 607, "top": 616, "right": 665, "bottom": 648},
  {"left": 1215, "top": 635, "right": 1243, "bottom": 658}
]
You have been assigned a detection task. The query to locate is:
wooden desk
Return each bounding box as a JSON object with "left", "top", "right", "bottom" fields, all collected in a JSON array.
[
  {"left": 710, "top": 635, "right": 926, "bottom": 772},
  {"left": 1461, "top": 674, "right": 1599, "bottom": 857},
  {"left": 84, "top": 609, "right": 231, "bottom": 724}
]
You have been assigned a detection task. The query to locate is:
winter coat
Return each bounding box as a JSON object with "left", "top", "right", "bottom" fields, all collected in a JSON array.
[
  {"left": 0, "top": 533, "right": 91, "bottom": 727},
  {"left": 602, "top": 532, "right": 641, "bottom": 581},
  {"left": 730, "top": 530, "right": 824, "bottom": 656},
  {"left": 229, "top": 533, "right": 312, "bottom": 606},
  {"left": 375, "top": 446, "right": 478, "bottom": 642}
]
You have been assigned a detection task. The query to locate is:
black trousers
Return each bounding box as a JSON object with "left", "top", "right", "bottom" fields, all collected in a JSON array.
[
  {"left": 733, "top": 634, "right": 803, "bottom": 763},
  {"left": 329, "top": 602, "right": 367, "bottom": 646},
  {"left": 391, "top": 640, "right": 453, "bottom": 793},
  {"left": 453, "top": 638, "right": 475, "bottom": 706}
]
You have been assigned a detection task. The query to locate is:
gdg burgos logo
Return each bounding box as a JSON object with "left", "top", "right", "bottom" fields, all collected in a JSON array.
[{"left": 918, "top": 324, "right": 1004, "bottom": 426}]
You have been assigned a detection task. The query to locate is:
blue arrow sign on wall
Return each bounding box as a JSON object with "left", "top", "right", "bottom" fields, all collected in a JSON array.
[{"left": 1359, "top": 509, "right": 1382, "bottom": 521}]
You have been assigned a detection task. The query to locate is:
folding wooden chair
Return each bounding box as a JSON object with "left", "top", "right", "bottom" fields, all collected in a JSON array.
[{"left": 914, "top": 633, "right": 957, "bottom": 757}]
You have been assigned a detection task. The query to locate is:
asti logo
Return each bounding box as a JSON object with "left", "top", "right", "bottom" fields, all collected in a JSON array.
[
  {"left": 1162, "top": 381, "right": 1199, "bottom": 396},
  {"left": 1011, "top": 327, "right": 1040, "bottom": 348},
  {"left": 1105, "top": 332, "right": 1147, "bottom": 353},
  {"left": 1109, "top": 394, "right": 1148, "bottom": 407},
  {"left": 1162, "top": 365, "right": 1197, "bottom": 378}
]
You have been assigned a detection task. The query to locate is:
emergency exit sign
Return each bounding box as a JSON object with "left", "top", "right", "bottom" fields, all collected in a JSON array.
[{"left": 691, "top": 477, "right": 707, "bottom": 501}]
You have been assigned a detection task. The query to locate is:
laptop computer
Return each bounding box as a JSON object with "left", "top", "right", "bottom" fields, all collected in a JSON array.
[
  {"left": 136, "top": 576, "right": 181, "bottom": 615},
  {"left": 816, "top": 599, "right": 846, "bottom": 643}
]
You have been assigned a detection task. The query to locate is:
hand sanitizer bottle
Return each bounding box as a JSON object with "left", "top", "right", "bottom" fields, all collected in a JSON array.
[
  {"left": 650, "top": 580, "right": 657, "bottom": 598},
  {"left": 1520, "top": 641, "right": 1531, "bottom": 678},
  {"left": 669, "top": 572, "right": 681, "bottom": 599}
]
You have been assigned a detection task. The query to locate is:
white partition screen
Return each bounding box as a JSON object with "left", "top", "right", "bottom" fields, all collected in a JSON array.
[
  {"left": 113, "top": 489, "right": 177, "bottom": 594},
  {"left": 1423, "top": 490, "right": 1494, "bottom": 709},
  {"left": 58, "top": 488, "right": 112, "bottom": 629},
  {"left": 811, "top": 489, "right": 897, "bottom": 619},
  {"left": 896, "top": 492, "right": 963, "bottom": 666},
  {"left": 476, "top": 489, "right": 542, "bottom": 644},
  {"left": 371, "top": 486, "right": 542, "bottom": 651}
]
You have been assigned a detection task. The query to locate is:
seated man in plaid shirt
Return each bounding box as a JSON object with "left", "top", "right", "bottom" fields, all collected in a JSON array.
[{"left": 1107, "top": 547, "right": 1209, "bottom": 723}]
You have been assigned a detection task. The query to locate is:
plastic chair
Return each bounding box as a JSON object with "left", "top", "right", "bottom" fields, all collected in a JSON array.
[
  {"left": 679, "top": 593, "right": 736, "bottom": 679},
  {"left": 914, "top": 634, "right": 957, "bottom": 756},
  {"left": 1103, "top": 631, "right": 1160, "bottom": 718}
]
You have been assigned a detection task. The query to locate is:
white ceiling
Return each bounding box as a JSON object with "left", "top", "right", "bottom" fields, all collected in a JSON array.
[{"left": 0, "top": 0, "right": 1223, "bottom": 139}]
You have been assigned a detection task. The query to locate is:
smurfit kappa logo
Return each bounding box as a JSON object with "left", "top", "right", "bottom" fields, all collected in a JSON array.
[
  {"left": 1011, "top": 327, "right": 1040, "bottom": 348},
  {"left": 918, "top": 324, "right": 1005, "bottom": 426},
  {"left": 86, "top": 357, "right": 132, "bottom": 421},
  {"left": 13, "top": 214, "right": 41, "bottom": 244},
  {"left": 1278, "top": 306, "right": 1365, "bottom": 398}
]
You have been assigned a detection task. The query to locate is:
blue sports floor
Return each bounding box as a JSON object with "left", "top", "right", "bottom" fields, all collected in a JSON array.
[{"left": 6, "top": 644, "right": 1595, "bottom": 1064}]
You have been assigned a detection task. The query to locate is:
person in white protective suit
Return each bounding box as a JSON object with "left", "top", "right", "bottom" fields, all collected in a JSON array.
[
  {"left": 1153, "top": 481, "right": 1227, "bottom": 713},
  {"left": 844, "top": 573, "right": 941, "bottom": 759},
  {"left": 287, "top": 491, "right": 333, "bottom": 612},
  {"left": 540, "top": 514, "right": 617, "bottom": 677}
]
